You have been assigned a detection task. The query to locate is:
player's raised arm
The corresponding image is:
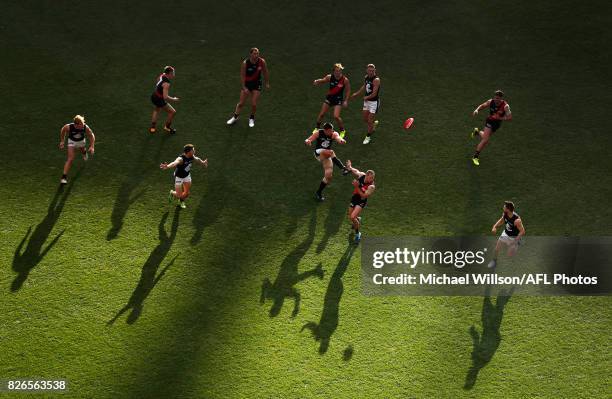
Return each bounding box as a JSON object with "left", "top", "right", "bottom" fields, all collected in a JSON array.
[
  {"left": 364, "top": 77, "right": 380, "bottom": 101},
  {"left": 85, "top": 125, "right": 95, "bottom": 154},
  {"left": 491, "top": 215, "right": 504, "bottom": 234},
  {"left": 261, "top": 58, "right": 270, "bottom": 89},
  {"left": 473, "top": 99, "right": 491, "bottom": 116},
  {"left": 160, "top": 156, "right": 183, "bottom": 170},
  {"left": 313, "top": 74, "right": 331, "bottom": 86},
  {"left": 59, "top": 124, "right": 69, "bottom": 149},
  {"left": 345, "top": 160, "right": 364, "bottom": 178},
  {"left": 305, "top": 130, "right": 319, "bottom": 146}
]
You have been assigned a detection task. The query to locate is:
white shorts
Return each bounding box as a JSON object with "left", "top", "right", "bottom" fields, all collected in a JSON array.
[
  {"left": 363, "top": 100, "right": 379, "bottom": 114},
  {"left": 175, "top": 175, "right": 192, "bottom": 185},
  {"left": 68, "top": 139, "right": 86, "bottom": 148},
  {"left": 499, "top": 231, "right": 519, "bottom": 245}
]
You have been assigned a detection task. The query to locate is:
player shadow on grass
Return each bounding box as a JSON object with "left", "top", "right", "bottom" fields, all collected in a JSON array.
[
  {"left": 301, "top": 244, "right": 357, "bottom": 354},
  {"left": 11, "top": 169, "right": 81, "bottom": 292},
  {"left": 464, "top": 285, "right": 515, "bottom": 389},
  {"left": 107, "top": 209, "right": 179, "bottom": 325},
  {"left": 316, "top": 195, "right": 346, "bottom": 254},
  {"left": 260, "top": 211, "right": 323, "bottom": 317},
  {"left": 107, "top": 135, "right": 166, "bottom": 240},
  {"left": 190, "top": 172, "right": 227, "bottom": 245}
]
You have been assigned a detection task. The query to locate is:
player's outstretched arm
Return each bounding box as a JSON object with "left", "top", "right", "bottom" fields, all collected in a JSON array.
[
  {"left": 305, "top": 130, "right": 319, "bottom": 146},
  {"left": 350, "top": 84, "right": 365, "bottom": 99},
  {"left": 345, "top": 160, "right": 363, "bottom": 178},
  {"left": 313, "top": 74, "right": 331, "bottom": 86},
  {"left": 333, "top": 132, "right": 346, "bottom": 144},
  {"left": 160, "top": 157, "right": 182, "bottom": 170},
  {"left": 195, "top": 157, "right": 208, "bottom": 167},
  {"left": 59, "top": 125, "right": 68, "bottom": 149},
  {"left": 473, "top": 100, "right": 491, "bottom": 116}
]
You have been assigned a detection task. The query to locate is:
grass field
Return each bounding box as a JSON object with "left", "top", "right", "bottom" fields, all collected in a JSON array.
[{"left": 1, "top": 1, "right": 611, "bottom": 398}]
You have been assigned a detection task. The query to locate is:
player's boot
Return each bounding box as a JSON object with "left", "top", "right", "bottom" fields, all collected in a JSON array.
[
  {"left": 226, "top": 116, "right": 238, "bottom": 125},
  {"left": 60, "top": 176, "right": 68, "bottom": 185},
  {"left": 342, "top": 167, "right": 351, "bottom": 176},
  {"left": 354, "top": 231, "right": 362, "bottom": 243},
  {"left": 315, "top": 192, "right": 325, "bottom": 201},
  {"left": 472, "top": 157, "right": 480, "bottom": 166},
  {"left": 179, "top": 200, "right": 187, "bottom": 209},
  {"left": 164, "top": 125, "right": 176, "bottom": 134},
  {"left": 471, "top": 128, "right": 479, "bottom": 139},
  {"left": 149, "top": 124, "right": 156, "bottom": 134},
  {"left": 339, "top": 130, "right": 347, "bottom": 139},
  {"left": 248, "top": 118, "right": 255, "bottom": 128},
  {"left": 363, "top": 135, "right": 371, "bottom": 145},
  {"left": 487, "top": 259, "right": 497, "bottom": 269}
]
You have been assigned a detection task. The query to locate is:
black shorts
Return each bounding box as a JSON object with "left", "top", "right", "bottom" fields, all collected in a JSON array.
[
  {"left": 245, "top": 81, "right": 262, "bottom": 92},
  {"left": 485, "top": 119, "right": 502, "bottom": 132},
  {"left": 151, "top": 94, "right": 167, "bottom": 108},
  {"left": 325, "top": 96, "right": 343, "bottom": 106},
  {"left": 350, "top": 193, "right": 367, "bottom": 208}
]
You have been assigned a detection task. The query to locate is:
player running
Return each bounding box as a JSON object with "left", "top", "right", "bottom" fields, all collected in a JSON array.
[
  {"left": 226, "top": 47, "right": 270, "bottom": 128},
  {"left": 313, "top": 63, "right": 351, "bottom": 138},
  {"left": 470, "top": 90, "right": 512, "bottom": 165},
  {"left": 488, "top": 201, "right": 525, "bottom": 268},
  {"left": 150, "top": 66, "right": 180, "bottom": 134},
  {"left": 59, "top": 115, "right": 95, "bottom": 184},
  {"left": 344, "top": 160, "right": 376, "bottom": 243},
  {"left": 304, "top": 122, "right": 349, "bottom": 201},
  {"left": 159, "top": 144, "right": 208, "bottom": 209},
  {"left": 349, "top": 64, "right": 381, "bottom": 144}
]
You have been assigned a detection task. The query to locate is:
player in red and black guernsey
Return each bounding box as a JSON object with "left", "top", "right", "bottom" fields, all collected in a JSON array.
[
  {"left": 350, "top": 64, "right": 381, "bottom": 144},
  {"left": 470, "top": 90, "right": 512, "bottom": 165},
  {"left": 304, "top": 122, "right": 350, "bottom": 201},
  {"left": 159, "top": 144, "right": 208, "bottom": 209},
  {"left": 488, "top": 201, "right": 525, "bottom": 268},
  {"left": 344, "top": 160, "right": 376, "bottom": 243},
  {"left": 59, "top": 115, "right": 95, "bottom": 184},
  {"left": 313, "top": 63, "right": 351, "bottom": 138},
  {"left": 150, "top": 66, "right": 180, "bottom": 134},
  {"left": 226, "top": 47, "right": 270, "bottom": 128}
]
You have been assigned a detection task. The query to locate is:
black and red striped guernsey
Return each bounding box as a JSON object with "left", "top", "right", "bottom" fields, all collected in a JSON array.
[
  {"left": 244, "top": 58, "right": 263, "bottom": 83},
  {"left": 327, "top": 75, "right": 346, "bottom": 97},
  {"left": 487, "top": 99, "right": 506, "bottom": 122}
]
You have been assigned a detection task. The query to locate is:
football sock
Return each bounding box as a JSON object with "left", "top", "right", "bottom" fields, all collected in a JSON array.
[
  {"left": 331, "top": 157, "right": 346, "bottom": 169},
  {"left": 317, "top": 181, "right": 327, "bottom": 194},
  {"left": 473, "top": 151, "right": 480, "bottom": 158},
  {"left": 234, "top": 113, "right": 239, "bottom": 118},
  {"left": 366, "top": 133, "right": 372, "bottom": 137},
  {"left": 62, "top": 174, "right": 67, "bottom": 178},
  {"left": 249, "top": 115, "right": 255, "bottom": 119}
]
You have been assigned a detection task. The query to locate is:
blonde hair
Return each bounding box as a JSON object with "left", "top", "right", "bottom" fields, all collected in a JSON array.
[
  {"left": 333, "top": 63, "right": 344, "bottom": 71},
  {"left": 250, "top": 47, "right": 259, "bottom": 54},
  {"left": 73, "top": 115, "right": 85, "bottom": 124},
  {"left": 366, "top": 170, "right": 375, "bottom": 178},
  {"left": 367, "top": 63, "right": 376, "bottom": 69}
]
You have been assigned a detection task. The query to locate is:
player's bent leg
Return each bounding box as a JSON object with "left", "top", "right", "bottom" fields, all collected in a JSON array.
[
  {"left": 333, "top": 106, "right": 346, "bottom": 137},
  {"left": 163, "top": 104, "right": 177, "bottom": 134}
]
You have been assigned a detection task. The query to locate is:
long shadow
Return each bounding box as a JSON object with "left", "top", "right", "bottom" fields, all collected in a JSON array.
[
  {"left": 190, "top": 172, "right": 227, "bottom": 245},
  {"left": 464, "top": 285, "right": 515, "bottom": 389},
  {"left": 108, "top": 209, "right": 180, "bottom": 325},
  {"left": 316, "top": 195, "right": 346, "bottom": 254},
  {"left": 11, "top": 169, "right": 82, "bottom": 292},
  {"left": 301, "top": 244, "right": 357, "bottom": 354},
  {"left": 260, "top": 211, "right": 323, "bottom": 317},
  {"left": 107, "top": 135, "right": 166, "bottom": 240}
]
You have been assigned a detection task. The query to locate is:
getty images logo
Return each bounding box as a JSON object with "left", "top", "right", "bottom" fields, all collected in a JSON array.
[{"left": 372, "top": 248, "right": 488, "bottom": 269}]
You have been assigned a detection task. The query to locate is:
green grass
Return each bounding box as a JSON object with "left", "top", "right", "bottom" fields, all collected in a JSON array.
[{"left": 1, "top": 0, "right": 611, "bottom": 398}]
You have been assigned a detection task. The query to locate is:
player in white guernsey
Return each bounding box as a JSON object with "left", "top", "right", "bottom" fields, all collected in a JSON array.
[{"left": 58, "top": 115, "right": 95, "bottom": 184}]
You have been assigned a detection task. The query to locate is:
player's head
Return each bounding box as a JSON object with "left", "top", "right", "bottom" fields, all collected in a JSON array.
[
  {"left": 73, "top": 115, "right": 85, "bottom": 128},
  {"left": 366, "top": 63, "right": 376, "bottom": 77},
  {"left": 493, "top": 89, "right": 504, "bottom": 104},
  {"left": 365, "top": 169, "right": 375, "bottom": 183},
  {"left": 503, "top": 201, "right": 515, "bottom": 216},
  {"left": 322, "top": 122, "right": 334, "bottom": 135},
  {"left": 183, "top": 144, "right": 195, "bottom": 156},
  {"left": 332, "top": 63, "right": 344, "bottom": 78},
  {"left": 250, "top": 47, "right": 260, "bottom": 59},
  {"left": 164, "top": 66, "right": 175, "bottom": 77}
]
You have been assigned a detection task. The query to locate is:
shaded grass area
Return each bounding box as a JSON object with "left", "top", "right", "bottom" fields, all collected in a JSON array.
[{"left": 0, "top": 0, "right": 610, "bottom": 398}]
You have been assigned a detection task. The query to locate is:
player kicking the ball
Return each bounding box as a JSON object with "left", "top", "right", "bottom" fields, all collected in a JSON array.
[
  {"left": 344, "top": 160, "right": 375, "bottom": 243},
  {"left": 160, "top": 144, "right": 208, "bottom": 209},
  {"left": 59, "top": 115, "right": 95, "bottom": 184},
  {"left": 488, "top": 201, "right": 525, "bottom": 268},
  {"left": 150, "top": 66, "right": 180, "bottom": 134},
  {"left": 470, "top": 90, "right": 512, "bottom": 165},
  {"left": 305, "top": 122, "right": 349, "bottom": 201},
  {"left": 349, "top": 64, "right": 381, "bottom": 144},
  {"left": 313, "top": 63, "right": 351, "bottom": 138},
  {"left": 226, "top": 47, "right": 270, "bottom": 128}
]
